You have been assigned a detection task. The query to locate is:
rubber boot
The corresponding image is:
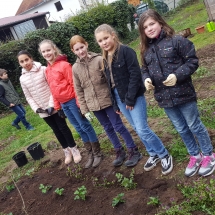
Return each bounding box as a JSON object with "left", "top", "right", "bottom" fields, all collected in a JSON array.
[
  {"left": 113, "top": 147, "right": 127, "bottom": 167},
  {"left": 84, "top": 142, "right": 94, "bottom": 168},
  {"left": 91, "top": 141, "right": 103, "bottom": 168},
  {"left": 124, "top": 147, "right": 142, "bottom": 167},
  {"left": 63, "top": 148, "right": 72, "bottom": 165}
]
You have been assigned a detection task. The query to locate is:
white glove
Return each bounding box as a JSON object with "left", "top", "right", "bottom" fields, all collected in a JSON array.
[
  {"left": 144, "top": 78, "right": 154, "bottom": 90},
  {"left": 85, "top": 112, "right": 94, "bottom": 121},
  {"left": 163, "top": 74, "right": 177, "bottom": 86}
]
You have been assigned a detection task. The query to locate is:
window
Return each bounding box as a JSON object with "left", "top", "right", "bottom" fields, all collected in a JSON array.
[{"left": 54, "top": 1, "right": 63, "bottom": 12}]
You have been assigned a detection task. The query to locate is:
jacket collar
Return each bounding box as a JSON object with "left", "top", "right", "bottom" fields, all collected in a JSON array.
[
  {"left": 148, "top": 29, "right": 166, "bottom": 45},
  {"left": 48, "top": 54, "right": 68, "bottom": 66},
  {"left": 75, "top": 52, "right": 101, "bottom": 64}
]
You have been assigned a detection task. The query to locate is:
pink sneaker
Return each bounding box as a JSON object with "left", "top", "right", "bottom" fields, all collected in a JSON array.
[
  {"left": 198, "top": 153, "right": 215, "bottom": 176},
  {"left": 69, "top": 146, "right": 82, "bottom": 164},
  {"left": 63, "top": 148, "right": 72, "bottom": 165},
  {"left": 185, "top": 154, "right": 202, "bottom": 177}
]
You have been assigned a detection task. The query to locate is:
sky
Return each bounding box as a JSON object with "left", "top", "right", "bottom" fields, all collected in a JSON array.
[{"left": 0, "top": 0, "right": 117, "bottom": 19}]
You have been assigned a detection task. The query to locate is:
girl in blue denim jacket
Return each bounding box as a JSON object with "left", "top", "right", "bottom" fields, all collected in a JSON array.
[
  {"left": 140, "top": 9, "right": 215, "bottom": 177},
  {"left": 95, "top": 24, "right": 173, "bottom": 175}
]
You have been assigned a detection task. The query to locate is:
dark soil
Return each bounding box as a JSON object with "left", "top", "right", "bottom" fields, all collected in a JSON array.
[{"left": 1, "top": 43, "right": 215, "bottom": 215}]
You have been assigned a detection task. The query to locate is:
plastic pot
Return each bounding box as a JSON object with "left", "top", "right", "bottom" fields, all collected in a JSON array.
[
  {"left": 27, "top": 142, "right": 44, "bottom": 160},
  {"left": 12, "top": 151, "right": 28, "bottom": 167}
]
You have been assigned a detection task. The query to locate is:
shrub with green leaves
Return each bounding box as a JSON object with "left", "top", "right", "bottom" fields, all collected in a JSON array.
[
  {"left": 116, "top": 169, "right": 136, "bottom": 190},
  {"left": 74, "top": 185, "right": 87, "bottom": 200}
]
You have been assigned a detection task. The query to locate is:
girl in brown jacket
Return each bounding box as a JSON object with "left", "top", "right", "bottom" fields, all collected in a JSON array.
[{"left": 70, "top": 35, "right": 142, "bottom": 167}]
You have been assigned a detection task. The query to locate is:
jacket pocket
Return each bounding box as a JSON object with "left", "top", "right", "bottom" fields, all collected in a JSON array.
[{"left": 159, "top": 48, "right": 177, "bottom": 63}]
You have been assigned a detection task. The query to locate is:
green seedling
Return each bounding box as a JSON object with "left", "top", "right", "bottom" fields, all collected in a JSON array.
[
  {"left": 25, "top": 168, "right": 35, "bottom": 177},
  {"left": 112, "top": 193, "right": 125, "bottom": 207},
  {"left": 39, "top": 184, "right": 52, "bottom": 194},
  {"left": 74, "top": 185, "right": 87, "bottom": 200},
  {"left": 147, "top": 196, "right": 160, "bottom": 206},
  {"left": 66, "top": 164, "right": 82, "bottom": 179},
  {"left": 115, "top": 169, "right": 136, "bottom": 190},
  {"left": 6, "top": 184, "right": 15, "bottom": 192},
  {"left": 55, "top": 188, "right": 64, "bottom": 196}
]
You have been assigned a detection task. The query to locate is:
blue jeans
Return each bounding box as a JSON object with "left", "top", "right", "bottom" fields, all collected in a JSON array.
[
  {"left": 93, "top": 106, "right": 136, "bottom": 149},
  {"left": 11, "top": 104, "right": 31, "bottom": 129},
  {"left": 164, "top": 101, "right": 213, "bottom": 156},
  {"left": 61, "top": 98, "right": 98, "bottom": 143},
  {"left": 114, "top": 89, "right": 168, "bottom": 158}
]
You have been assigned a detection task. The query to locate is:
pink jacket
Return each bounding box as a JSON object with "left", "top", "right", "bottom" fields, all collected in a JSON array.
[{"left": 20, "top": 61, "right": 56, "bottom": 118}]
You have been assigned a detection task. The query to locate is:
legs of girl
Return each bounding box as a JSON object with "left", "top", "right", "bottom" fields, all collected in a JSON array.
[
  {"left": 164, "top": 101, "right": 215, "bottom": 177},
  {"left": 114, "top": 89, "right": 173, "bottom": 175},
  {"left": 43, "top": 113, "right": 81, "bottom": 164},
  {"left": 93, "top": 106, "right": 140, "bottom": 167},
  {"left": 61, "top": 98, "right": 102, "bottom": 168},
  {"left": 11, "top": 104, "right": 34, "bottom": 130}
]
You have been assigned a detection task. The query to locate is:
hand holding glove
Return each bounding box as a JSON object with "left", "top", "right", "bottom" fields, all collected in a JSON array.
[
  {"left": 46, "top": 107, "right": 54, "bottom": 116},
  {"left": 85, "top": 112, "right": 94, "bottom": 121},
  {"left": 36, "top": 108, "right": 47, "bottom": 113},
  {"left": 163, "top": 74, "right": 177, "bottom": 86},
  {"left": 58, "top": 109, "right": 67, "bottom": 118},
  {"left": 144, "top": 78, "right": 154, "bottom": 91}
]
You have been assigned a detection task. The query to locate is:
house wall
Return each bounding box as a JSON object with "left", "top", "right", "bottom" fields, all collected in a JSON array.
[{"left": 22, "top": 0, "right": 81, "bottom": 22}]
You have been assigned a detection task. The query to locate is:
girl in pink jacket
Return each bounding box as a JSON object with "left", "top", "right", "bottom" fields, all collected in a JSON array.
[{"left": 18, "top": 50, "right": 81, "bottom": 165}]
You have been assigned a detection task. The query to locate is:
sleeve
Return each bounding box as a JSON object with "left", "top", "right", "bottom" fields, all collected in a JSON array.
[
  {"left": 0, "top": 85, "right": 10, "bottom": 106},
  {"left": 124, "top": 47, "right": 143, "bottom": 107},
  {"left": 73, "top": 65, "right": 89, "bottom": 114},
  {"left": 141, "top": 59, "right": 151, "bottom": 83},
  {"left": 173, "top": 36, "right": 199, "bottom": 83},
  {"left": 20, "top": 77, "right": 40, "bottom": 113}
]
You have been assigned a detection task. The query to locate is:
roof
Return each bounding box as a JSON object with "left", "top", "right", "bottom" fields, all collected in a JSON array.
[
  {"left": 0, "top": 12, "right": 49, "bottom": 28},
  {"left": 16, "top": 0, "right": 51, "bottom": 15}
]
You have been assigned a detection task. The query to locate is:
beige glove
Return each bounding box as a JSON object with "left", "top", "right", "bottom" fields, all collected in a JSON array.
[
  {"left": 144, "top": 78, "right": 154, "bottom": 90},
  {"left": 163, "top": 74, "right": 177, "bottom": 86}
]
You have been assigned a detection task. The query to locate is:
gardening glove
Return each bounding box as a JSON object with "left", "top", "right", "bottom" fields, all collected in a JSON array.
[
  {"left": 58, "top": 109, "right": 67, "bottom": 118},
  {"left": 46, "top": 107, "right": 54, "bottom": 116},
  {"left": 163, "top": 74, "right": 177, "bottom": 86},
  {"left": 36, "top": 108, "right": 47, "bottom": 113},
  {"left": 144, "top": 78, "right": 154, "bottom": 90},
  {"left": 85, "top": 112, "right": 94, "bottom": 121}
]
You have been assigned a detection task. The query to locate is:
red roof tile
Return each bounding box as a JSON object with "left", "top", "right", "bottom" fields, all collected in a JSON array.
[
  {"left": 16, "top": 0, "right": 46, "bottom": 15},
  {"left": 0, "top": 12, "right": 49, "bottom": 27}
]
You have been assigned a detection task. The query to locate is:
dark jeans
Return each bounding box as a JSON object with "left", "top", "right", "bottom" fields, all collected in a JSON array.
[
  {"left": 93, "top": 106, "right": 136, "bottom": 149},
  {"left": 11, "top": 104, "right": 31, "bottom": 129},
  {"left": 43, "top": 113, "right": 76, "bottom": 149}
]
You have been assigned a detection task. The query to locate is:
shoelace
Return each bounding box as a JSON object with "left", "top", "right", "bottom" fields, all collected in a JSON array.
[
  {"left": 187, "top": 156, "right": 198, "bottom": 168},
  {"left": 201, "top": 156, "right": 211, "bottom": 167},
  {"left": 161, "top": 157, "right": 169, "bottom": 168}
]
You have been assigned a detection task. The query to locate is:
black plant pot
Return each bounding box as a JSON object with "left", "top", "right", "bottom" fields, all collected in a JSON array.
[
  {"left": 12, "top": 151, "right": 28, "bottom": 167},
  {"left": 27, "top": 142, "right": 44, "bottom": 160}
]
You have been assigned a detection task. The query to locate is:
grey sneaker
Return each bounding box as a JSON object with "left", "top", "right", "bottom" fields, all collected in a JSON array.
[
  {"left": 161, "top": 155, "right": 173, "bottom": 175},
  {"left": 198, "top": 153, "right": 215, "bottom": 177},
  {"left": 124, "top": 147, "right": 142, "bottom": 167},
  {"left": 113, "top": 147, "right": 127, "bottom": 167},
  {"left": 144, "top": 155, "right": 160, "bottom": 171},
  {"left": 185, "top": 155, "right": 202, "bottom": 177}
]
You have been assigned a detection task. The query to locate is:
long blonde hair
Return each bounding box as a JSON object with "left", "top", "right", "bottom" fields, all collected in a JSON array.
[
  {"left": 94, "top": 24, "right": 121, "bottom": 65},
  {"left": 38, "top": 39, "right": 62, "bottom": 60},
  {"left": 138, "top": 9, "right": 175, "bottom": 66}
]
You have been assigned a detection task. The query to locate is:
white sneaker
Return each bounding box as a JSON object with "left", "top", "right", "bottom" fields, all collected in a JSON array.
[
  {"left": 63, "top": 148, "right": 72, "bottom": 165},
  {"left": 69, "top": 146, "right": 82, "bottom": 164}
]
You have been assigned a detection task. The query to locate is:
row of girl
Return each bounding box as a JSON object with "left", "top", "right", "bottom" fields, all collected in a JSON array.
[{"left": 17, "top": 9, "right": 215, "bottom": 177}]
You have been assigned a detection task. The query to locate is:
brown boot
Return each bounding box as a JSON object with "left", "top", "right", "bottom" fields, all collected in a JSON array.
[
  {"left": 84, "top": 142, "right": 94, "bottom": 168},
  {"left": 91, "top": 141, "right": 103, "bottom": 168}
]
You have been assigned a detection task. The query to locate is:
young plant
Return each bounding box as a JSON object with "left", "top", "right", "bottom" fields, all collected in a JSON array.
[
  {"left": 112, "top": 193, "right": 125, "bottom": 207},
  {"left": 55, "top": 188, "right": 64, "bottom": 196},
  {"left": 66, "top": 164, "right": 82, "bottom": 179},
  {"left": 74, "top": 185, "right": 87, "bottom": 200},
  {"left": 115, "top": 169, "right": 137, "bottom": 190},
  {"left": 147, "top": 196, "right": 160, "bottom": 206},
  {"left": 6, "top": 184, "right": 15, "bottom": 192},
  {"left": 25, "top": 168, "right": 35, "bottom": 178},
  {"left": 39, "top": 184, "right": 52, "bottom": 194}
]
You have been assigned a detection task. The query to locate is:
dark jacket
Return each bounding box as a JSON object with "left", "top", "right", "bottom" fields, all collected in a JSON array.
[
  {"left": 104, "top": 44, "right": 145, "bottom": 110},
  {"left": 141, "top": 30, "right": 199, "bottom": 108},
  {"left": 0, "top": 79, "right": 20, "bottom": 107}
]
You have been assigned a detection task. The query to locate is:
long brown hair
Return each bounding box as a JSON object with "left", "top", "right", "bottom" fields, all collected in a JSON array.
[
  {"left": 138, "top": 9, "right": 175, "bottom": 66},
  {"left": 70, "top": 35, "right": 88, "bottom": 50},
  {"left": 94, "top": 24, "right": 121, "bottom": 66}
]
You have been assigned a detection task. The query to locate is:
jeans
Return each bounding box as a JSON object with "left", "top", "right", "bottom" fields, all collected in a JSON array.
[
  {"left": 93, "top": 106, "right": 136, "bottom": 149},
  {"left": 11, "top": 104, "right": 31, "bottom": 129},
  {"left": 164, "top": 101, "right": 213, "bottom": 156},
  {"left": 114, "top": 88, "right": 168, "bottom": 158},
  {"left": 43, "top": 113, "right": 76, "bottom": 149},
  {"left": 61, "top": 98, "right": 98, "bottom": 143}
]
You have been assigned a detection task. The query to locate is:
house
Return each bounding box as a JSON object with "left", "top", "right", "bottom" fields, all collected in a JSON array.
[
  {"left": 16, "top": 0, "right": 81, "bottom": 22},
  {"left": 0, "top": 12, "right": 50, "bottom": 42},
  {"left": 78, "top": 0, "right": 103, "bottom": 8}
]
